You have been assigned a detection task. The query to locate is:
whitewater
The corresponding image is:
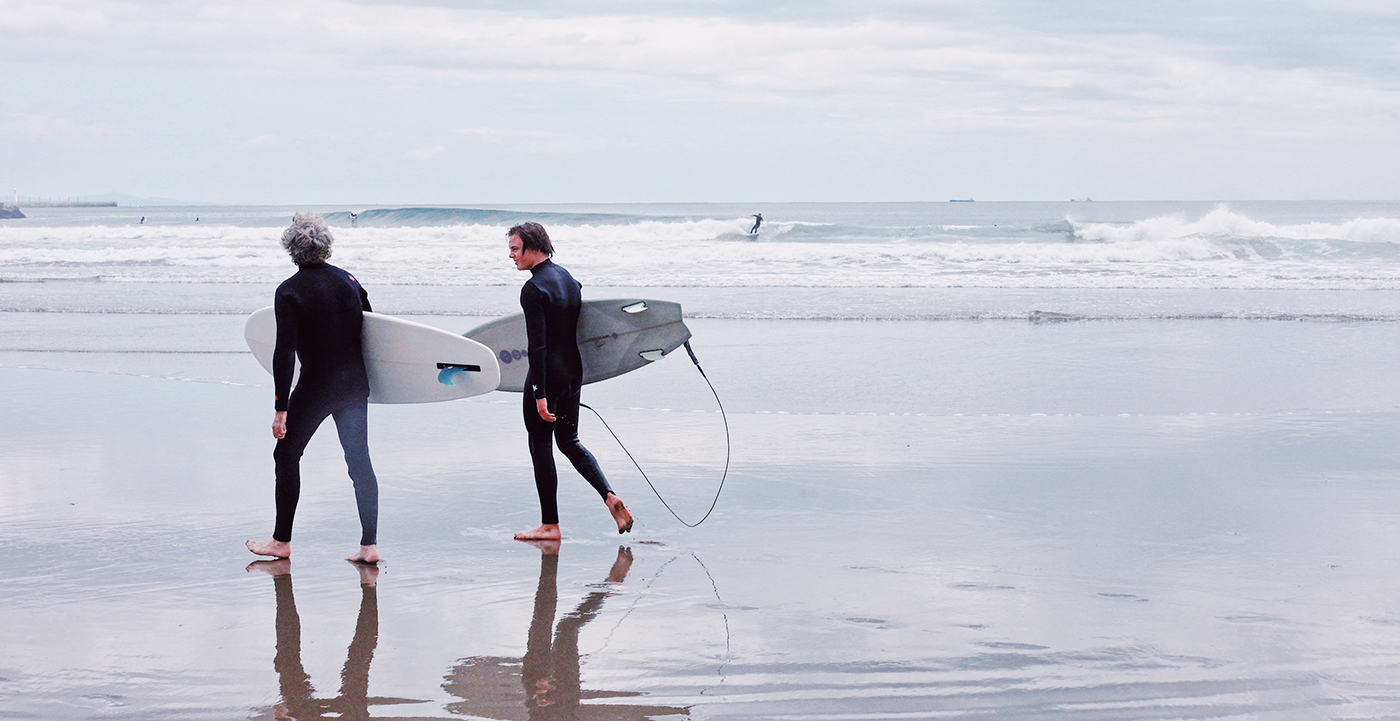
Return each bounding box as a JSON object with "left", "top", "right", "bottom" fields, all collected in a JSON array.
[{"left": 5, "top": 201, "right": 1400, "bottom": 293}]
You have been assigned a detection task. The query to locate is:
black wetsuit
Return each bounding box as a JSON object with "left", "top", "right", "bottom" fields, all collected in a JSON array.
[
  {"left": 271, "top": 262, "right": 378, "bottom": 546},
  {"left": 521, "top": 259, "right": 612, "bottom": 525},
  {"left": 750, "top": 215, "right": 762, "bottom": 234}
]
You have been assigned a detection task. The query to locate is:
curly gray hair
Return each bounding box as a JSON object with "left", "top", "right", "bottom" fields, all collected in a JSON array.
[{"left": 280, "top": 212, "right": 334, "bottom": 265}]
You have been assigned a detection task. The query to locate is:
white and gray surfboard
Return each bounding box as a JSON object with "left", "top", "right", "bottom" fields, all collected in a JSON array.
[
  {"left": 245, "top": 307, "right": 501, "bottom": 404},
  {"left": 464, "top": 299, "right": 692, "bottom": 393}
]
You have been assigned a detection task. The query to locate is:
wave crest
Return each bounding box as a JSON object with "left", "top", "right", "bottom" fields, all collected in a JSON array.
[
  {"left": 7, "top": 206, "right": 1400, "bottom": 289},
  {"left": 1071, "top": 205, "right": 1400, "bottom": 245}
]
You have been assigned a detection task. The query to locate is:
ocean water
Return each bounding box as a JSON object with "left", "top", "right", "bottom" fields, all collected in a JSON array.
[
  {"left": 6, "top": 201, "right": 1400, "bottom": 720},
  {"left": 7, "top": 200, "right": 1400, "bottom": 306},
  {"left": 8, "top": 199, "right": 1400, "bottom": 414}
]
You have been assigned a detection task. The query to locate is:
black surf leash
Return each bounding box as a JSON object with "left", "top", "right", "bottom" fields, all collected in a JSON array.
[{"left": 579, "top": 340, "right": 729, "bottom": 527}]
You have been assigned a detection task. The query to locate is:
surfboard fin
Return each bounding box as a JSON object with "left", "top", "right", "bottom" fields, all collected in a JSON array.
[
  {"left": 639, "top": 349, "right": 665, "bottom": 362},
  {"left": 436, "top": 363, "right": 481, "bottom": 386},
  {"left": 621, "top": 301, "right": 648, "bottom": 314}
]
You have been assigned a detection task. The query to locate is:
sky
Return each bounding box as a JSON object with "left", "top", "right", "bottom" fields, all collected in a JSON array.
[{"left": 3, "top": 0, "right": 1400, "bottom": 204}]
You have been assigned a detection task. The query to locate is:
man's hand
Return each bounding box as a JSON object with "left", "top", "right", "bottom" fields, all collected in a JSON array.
[
  {"left": 272, "top": 411, "right": 288, "bottom": 439},
  {"left": 536, "top": 397, "right": 555, "bottom": 422}
]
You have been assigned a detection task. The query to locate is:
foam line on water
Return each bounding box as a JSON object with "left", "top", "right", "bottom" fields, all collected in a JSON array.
[{"left": 7, "top": 206, "right": 1400, "bottom": 290}]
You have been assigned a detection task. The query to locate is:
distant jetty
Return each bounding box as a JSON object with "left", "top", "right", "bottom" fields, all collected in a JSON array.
[
  {"left": 14, "top": 201, "right": 117, "bottom": 208},
  {"left": 0, "top": 204, "right": 25, "bottom": 219},
  {"left": 949, "top": 198, "right": 975, "bottom": 202}
]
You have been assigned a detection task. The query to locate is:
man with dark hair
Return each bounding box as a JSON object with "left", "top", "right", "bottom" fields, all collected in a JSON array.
[
  {"left": 507, "top": 221, "right": 633, "bottom": 540},
  {"left": 247, "top": 213, "right": 380, "bottom": 563}
]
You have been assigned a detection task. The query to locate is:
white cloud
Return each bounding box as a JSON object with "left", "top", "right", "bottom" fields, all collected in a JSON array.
[
  {"left": 1, "top": 0, "right": 109, "bottom": 31},
  {"left": 0, "top": 113, "right": 125, "bottom": 138},
  {"left": 4, "top": 0, "right": 1396, "bottom": 138},
  {"left": 238, "top": 133, "right": 279, "bottom": 149},
  {"left": 4, "top": 0, "right": 1400, "bottom": 200},
  {"left": 404, "top": 144, "right": 447, "bottom": 160},
  {"left": 453, "top": 126, "right": 605, "bottom": 153},
  {"left": 455, "top": 127, "right": 560, "bottom": 140}
]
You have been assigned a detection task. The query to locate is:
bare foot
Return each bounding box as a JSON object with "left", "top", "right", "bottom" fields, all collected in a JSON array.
[
  {"left": 514, "top": 523, "right": 562, "bottom": 541},
  {"left": 606, "top": 546, "right": 633, "bottom": 583},
  {"left": 349, "top": 559, "right": 380, "bottom": 587},
  {"left": 246, "top": 558, "right": 291, "bottom": 576},
  {"left": 606, "top": 493, "right": 634, "bottom": 534},
  {"left": 521, "top": 538, "right": 562, "bottom": 555},
  {"left": 347, "top": 545, "right": 379, "bottom": 563},
  {"left": 247, "top": 538, "right": 290, "bottom": 558}
]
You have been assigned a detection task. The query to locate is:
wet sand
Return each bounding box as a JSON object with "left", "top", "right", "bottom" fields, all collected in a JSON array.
[{"left": 5, "top": 315, "right": 1400, "bottom": 719}]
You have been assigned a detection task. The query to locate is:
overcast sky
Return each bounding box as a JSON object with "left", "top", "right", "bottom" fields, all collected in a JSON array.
[{"left": 4, "top": 0, "right": 1399, "bottom": 203}]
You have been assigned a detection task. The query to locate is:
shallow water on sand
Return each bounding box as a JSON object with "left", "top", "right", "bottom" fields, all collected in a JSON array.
[{"left": 5, "top": 308, "right": 1400, "bottom": 719}]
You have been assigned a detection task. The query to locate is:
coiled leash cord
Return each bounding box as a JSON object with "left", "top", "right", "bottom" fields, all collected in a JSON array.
[{"left": 579, "top": 340, "right": 729, "bottom": 527}]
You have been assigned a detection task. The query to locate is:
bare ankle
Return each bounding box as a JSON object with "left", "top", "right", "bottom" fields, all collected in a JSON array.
[
  {"left": 348, "top": 545, "right": 379, "bottom": 563},
  {"left": 514, "top": 524, "right": 561, "bottom": 541},
  {"left": 246, "top": 538, "right": 291, "bottom": 558}
]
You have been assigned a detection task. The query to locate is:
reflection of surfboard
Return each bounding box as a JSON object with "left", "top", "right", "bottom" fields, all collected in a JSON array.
[
  {"left": 464, "top": 299, "right": 692, "bottom": 392},
  {"left": 244, "top": 307, "right": 501, "bottom": 404}
]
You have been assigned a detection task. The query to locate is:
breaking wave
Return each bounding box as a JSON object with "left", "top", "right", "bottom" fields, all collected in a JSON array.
[
  {"left": 5, "top": 204, "right": 1400, "bottom": 290},
  {"left": 1071, "top": 205, "right": 1400, "bottom": 245}
]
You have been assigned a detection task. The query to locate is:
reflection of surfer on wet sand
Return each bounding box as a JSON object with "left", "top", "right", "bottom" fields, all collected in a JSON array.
[
  {"left": 246, "top": 559, "right": 424, "bottom": 720},
  {"left": 444, "top": 544, "right": 687, "bottom": 720}
]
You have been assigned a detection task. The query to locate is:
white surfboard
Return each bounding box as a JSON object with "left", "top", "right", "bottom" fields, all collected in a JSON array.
[
  {"left": 245, "top": 307, "right": 501, "bottom": 404},
  {"left": 464, "top": 299, "right": 692, "bottom": 393}
]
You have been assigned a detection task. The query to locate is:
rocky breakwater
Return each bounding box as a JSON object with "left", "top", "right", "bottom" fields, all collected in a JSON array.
[{"left": 0, "top": 204, "right": 25, "bottom": 219}]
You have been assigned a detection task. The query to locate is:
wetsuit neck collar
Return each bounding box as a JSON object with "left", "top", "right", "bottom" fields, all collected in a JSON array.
[{"left": 528, "top": 258, "right": 555, "bottom": 275}]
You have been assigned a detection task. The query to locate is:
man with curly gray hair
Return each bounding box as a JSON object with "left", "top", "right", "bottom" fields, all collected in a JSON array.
[
  {"left": 280, "top": 212, "right": 336, "bottom": 265},
  {"left": 248, "top": 213, "right": 381, "bottom": 564}
]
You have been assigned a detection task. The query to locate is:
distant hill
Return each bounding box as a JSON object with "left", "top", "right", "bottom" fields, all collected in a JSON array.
[{"left": 88, "top": 192, "right": 215, "bottom": 207}]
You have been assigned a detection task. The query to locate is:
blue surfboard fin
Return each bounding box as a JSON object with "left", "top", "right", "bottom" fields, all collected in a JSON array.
[{"left": 437, "top": 362, "right": 481, "bottom": 386}]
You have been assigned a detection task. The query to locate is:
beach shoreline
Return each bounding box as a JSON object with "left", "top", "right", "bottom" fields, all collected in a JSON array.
[
  {"left": 5, "top": 309, "right": 1400, "bottom": 717},
  {"left": 7, "top": 201, "right": 1400, "bottom": 718}
]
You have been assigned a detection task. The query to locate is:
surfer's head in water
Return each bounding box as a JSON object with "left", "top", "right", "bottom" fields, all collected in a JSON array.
[
  {"left": 508, "top": 221, "right": 554, "bottom": 271},
  {"left": 281, "top": 212, "right": 334, "bottom": 266}
]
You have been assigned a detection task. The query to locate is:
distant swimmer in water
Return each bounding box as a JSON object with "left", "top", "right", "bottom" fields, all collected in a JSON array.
[
  {"left": 247, "top": 213, "right": 381, "bottom": 564},
  {"left": 507, "top": 221, "right": 633, "bottom": 541},
  {"left": 750, "top": 214, "right": 762, "bottom": 234}
]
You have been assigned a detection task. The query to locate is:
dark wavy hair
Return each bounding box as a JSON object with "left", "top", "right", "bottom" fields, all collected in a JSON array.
[
  {"left": 507, "top": 221, "right": 554, "bottom": 257},
  {"left": 280, "top": 212, "right": 334, "bottom": 265}
]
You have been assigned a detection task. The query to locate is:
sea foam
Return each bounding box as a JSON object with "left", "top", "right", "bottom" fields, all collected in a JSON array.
[
  {"left": 6, "top": 206, "right": 1400, "bottom": 290},
  {"left": 1071, "top": 205, "right": 1400, "bottom": 245}
]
